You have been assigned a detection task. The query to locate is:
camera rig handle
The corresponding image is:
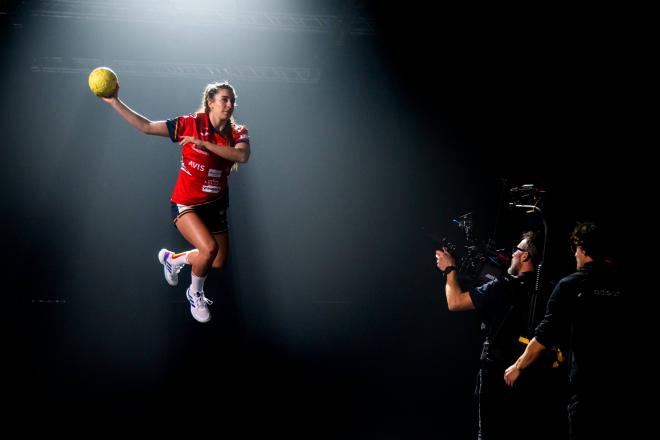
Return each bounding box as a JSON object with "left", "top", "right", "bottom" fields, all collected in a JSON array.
[{"left": 509, "top": 201, "right": 548, "bottom": 334}]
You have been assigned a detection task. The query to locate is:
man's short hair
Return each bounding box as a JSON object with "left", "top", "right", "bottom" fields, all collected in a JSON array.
[{"left": 522, "top": 231, "right": 539, "bottom": 264}]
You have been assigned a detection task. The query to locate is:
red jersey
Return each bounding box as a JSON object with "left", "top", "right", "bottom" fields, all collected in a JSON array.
[{"left": 166, "top": 112, "right": 249, "bottom": 205}]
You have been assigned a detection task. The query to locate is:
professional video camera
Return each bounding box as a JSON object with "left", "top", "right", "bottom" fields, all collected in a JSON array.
[
  {"left": 437, "top": 183, "right": 546, "bottom": 288},
  {"left": 441, "top": 212, "right": 508, "bottom": 287}
]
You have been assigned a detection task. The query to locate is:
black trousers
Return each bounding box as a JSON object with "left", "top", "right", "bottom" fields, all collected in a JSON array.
[
  {"left": 477, "top": 362, "right": 567, "bottom": 440},
  {"left": 567, "top": 393, "right": 628, "bottom": 440}
]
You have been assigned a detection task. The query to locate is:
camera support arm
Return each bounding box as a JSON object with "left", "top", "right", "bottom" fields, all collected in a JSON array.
[{"left": 510, "top": 203, "right": 548, "bottom": 334}]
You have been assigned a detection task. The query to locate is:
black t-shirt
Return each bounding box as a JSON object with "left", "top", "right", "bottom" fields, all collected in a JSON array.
[
  {"left": 535, "top": 261, "right": 625, "bottom": 396},
  {"left": 469, "top": 271, "right": 537, "bottom": 364}
]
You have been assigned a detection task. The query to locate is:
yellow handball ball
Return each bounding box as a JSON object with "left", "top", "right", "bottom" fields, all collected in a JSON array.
[{"left": 88, "top": 67, "right": 118, "bottom": 97}]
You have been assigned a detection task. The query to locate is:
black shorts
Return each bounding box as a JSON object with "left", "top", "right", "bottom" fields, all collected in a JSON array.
[{"left": 170, "top": 194, "right": 229, "bottom": 234}]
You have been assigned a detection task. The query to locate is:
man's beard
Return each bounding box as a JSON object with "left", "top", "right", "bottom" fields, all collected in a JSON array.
[{"left": 508, "top": 261, "right": 520, "bottom": 276}]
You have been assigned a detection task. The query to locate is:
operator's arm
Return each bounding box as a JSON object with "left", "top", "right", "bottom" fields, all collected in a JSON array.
[
  {"left": 436, "top": 249, "right": 475, "bottom": 311},
  {"left": 504, "top": 337, "right": 547, "bottom": 386}
]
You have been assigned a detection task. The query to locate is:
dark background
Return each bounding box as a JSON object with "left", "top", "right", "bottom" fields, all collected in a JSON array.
[{"left": 2, "top": 1, "right": 640, "bottom": 437}]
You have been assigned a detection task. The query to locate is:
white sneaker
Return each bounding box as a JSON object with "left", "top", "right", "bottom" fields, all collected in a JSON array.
[
  {"left": 158, "top": 248, "right": 183, "bottom": 286},
  {"left": 186, "top": 288, "right": 212, "bottom": 323}
]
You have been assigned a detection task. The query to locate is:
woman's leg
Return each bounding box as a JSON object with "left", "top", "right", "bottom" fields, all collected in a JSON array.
[
  {"left": 172, "top": 212, "right": 219, "bottom": 323},
  {"left": 174, "top": 212, "right": 218, "bottom": 277},
  {"left": 211, "top": 232, "right": 229, "bottom": 270}
]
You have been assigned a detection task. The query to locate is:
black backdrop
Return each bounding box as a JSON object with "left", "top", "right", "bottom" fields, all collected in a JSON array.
[{"left": 2, "top": 1, "right": 639, "bottom": 438}]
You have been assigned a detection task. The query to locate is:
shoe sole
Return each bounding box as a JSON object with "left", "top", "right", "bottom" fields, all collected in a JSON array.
[{"left": 192, "top": 313, "right": 211, "bottom": 323}]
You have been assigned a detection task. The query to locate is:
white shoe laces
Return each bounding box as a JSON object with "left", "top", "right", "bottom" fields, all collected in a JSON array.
[{"left": 192, "top": 291, "right": 213, "bottom": 307}]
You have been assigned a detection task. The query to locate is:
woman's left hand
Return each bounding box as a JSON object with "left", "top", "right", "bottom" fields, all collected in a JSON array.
[{"left": 179, "top": 136, "right": 206, "bottom": 150}]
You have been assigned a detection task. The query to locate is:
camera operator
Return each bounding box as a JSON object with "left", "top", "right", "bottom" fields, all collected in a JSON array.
[{"left": 436, "top": 231, "right": 564, "bottom": 440}]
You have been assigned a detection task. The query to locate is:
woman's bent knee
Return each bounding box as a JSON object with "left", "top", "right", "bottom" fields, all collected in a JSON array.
[{"left": 198, "top": 242, "right": 219, "bottom": 262}]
